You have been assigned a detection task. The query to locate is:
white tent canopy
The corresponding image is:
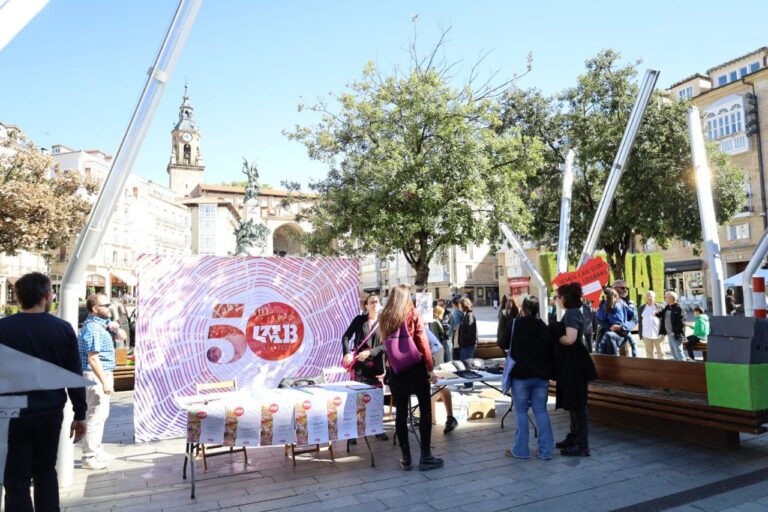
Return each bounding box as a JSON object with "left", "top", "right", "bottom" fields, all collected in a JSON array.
[{"left": 723, "top": 267, "right": 768, "bottom": 288}]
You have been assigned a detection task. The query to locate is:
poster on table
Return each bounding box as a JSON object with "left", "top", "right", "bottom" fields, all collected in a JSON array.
[
  {"left": 294, "top": 391, "right": 330, "bottom": 445},
  {"left": 133, "top": 255, "right": 359, "bottom": 442}
]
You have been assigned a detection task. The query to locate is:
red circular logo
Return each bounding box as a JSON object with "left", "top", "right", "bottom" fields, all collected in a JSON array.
[
  {"left": 333, "top": 397, "right": 342, "bottom": 406},
  {"left": 303, "top": 400, "right": 312, "bottom": 411},
  {"left": 246, "top": 302, "right": 305, "bottom": 361},
  {"left": 269, "top": 404, "right": 279, "bottom": 414},
  {"left": 196, "top": 411, "right": 207, "bottom": 419},
  {"left": 234, "top": 407, "right": 244, "bottom": 417},
  {"left": 363, "top": 394, "right": 371, "bottom": 404}
]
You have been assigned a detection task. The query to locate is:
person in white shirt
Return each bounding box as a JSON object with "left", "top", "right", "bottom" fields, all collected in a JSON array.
[{"left": 638, "top": 291, "right": 664, "bottom": 359}]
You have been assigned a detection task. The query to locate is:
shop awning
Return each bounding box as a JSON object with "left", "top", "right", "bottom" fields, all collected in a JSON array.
[
  {"left": 664, "top": 259, "right": 702, "bottom": 273},
  {"left": 111, "top": 270, "right": 137, "bottom": 287},
  {"left": 724, "top": 268, "right": 768, "bottom": 288}
]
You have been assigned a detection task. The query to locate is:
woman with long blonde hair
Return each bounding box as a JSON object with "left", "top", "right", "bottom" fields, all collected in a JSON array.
[{"left": 380, "top": 285, "right": 443, "bottom": 471}]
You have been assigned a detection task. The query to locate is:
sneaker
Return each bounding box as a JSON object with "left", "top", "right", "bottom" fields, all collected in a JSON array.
[
  {"left": 97, "top": 450, "right": 116, "bottom": 462},
  {"left": 444, "top": 416, "right": 458, "bottom": 435},
  {"left": 375, "top": 432, "right": 389, "bottom": 441},
  {"left": 82, "top": 457, "right": 109, "bottom": 470}
]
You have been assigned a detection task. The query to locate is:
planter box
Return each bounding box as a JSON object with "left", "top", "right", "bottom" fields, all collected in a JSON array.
[
  {"left": 707, "top": 316, "right": 768, "bottom": 364},
  {"left": 706, "top": 362, "right": 768, "bottom": 411}
]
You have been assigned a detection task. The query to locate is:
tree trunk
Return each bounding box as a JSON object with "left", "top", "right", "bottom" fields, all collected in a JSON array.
[
  {"left": 608, "top": 249, "right": 624, "bottom": 281},
  {"left": 414, "top": 263, "right": 430, "bottom": 292}
]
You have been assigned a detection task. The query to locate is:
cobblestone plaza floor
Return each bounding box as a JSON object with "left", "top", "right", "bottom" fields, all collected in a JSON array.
[
  {"left": 58, "top": 308, "right": 768, "bottom": 511},
  {"left": 59, "top": 388, "right": 768, "bottom": 512}
]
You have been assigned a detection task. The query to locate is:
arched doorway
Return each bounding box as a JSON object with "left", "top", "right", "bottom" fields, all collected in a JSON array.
[{"left": 272, "top": 223, "right": 305, "bottom": 257}]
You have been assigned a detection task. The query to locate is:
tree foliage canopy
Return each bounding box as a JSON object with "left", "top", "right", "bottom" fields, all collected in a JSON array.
[
  {"left": 501, "top": 49, "right": 745, "bottom": 278},
  {"left": 0, "top": 139, "right": 97, "bottom": 256},
  {"left": 286, "top": 37, "right": 542, "bottom": 286}
]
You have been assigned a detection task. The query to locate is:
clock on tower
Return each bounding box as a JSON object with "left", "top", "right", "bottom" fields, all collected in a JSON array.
[{"left": 167, "top": 85, "right": 205, "bottom": 196}]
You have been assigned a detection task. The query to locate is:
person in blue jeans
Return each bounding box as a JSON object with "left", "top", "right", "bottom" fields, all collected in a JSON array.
[
  {"left": 504, "top": 296, "right": 555, "bottom": 460},
  {"left": 596, "top": 287, "right": 631, "bottom": 356}
]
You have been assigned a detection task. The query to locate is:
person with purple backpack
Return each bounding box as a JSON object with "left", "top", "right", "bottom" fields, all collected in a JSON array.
[{"left": 380, "top": 284, "right": 444, "bottom": 471}]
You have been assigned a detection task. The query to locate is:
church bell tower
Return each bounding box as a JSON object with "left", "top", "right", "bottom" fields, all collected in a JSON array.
[{"left": 167, "top": 85, "right": 205, "bottom": 196}]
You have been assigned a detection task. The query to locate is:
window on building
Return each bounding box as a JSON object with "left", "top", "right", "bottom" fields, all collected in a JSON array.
[
  {"left": 740, "top": 66, "right": 748, "bottom": 77},
  {"left": 465, "top": 265, "right": 472, "bottom": 280},
  {"left": 677, "top": 86, "right": 693, "bottom": 100},
  {"left": 751, "top": 62, "right": 760, "bottom": 73},
  {"left": 58, "top": 246, "right": 67, "bottom": 263},
  {"left": 705, "top": 104, "right": 743, "bottom": 141},
  {"left": 730, "top": 71, "right": 738, "bottom": 82},
  {"left": 718, "top": 75, "right": 727, "bottom": 86},
  {"left": 742, "top": 182, "right": 754, "bottom": 212},
  {"left": 727, "top": 223, "right": 750, "bottom": 241}
]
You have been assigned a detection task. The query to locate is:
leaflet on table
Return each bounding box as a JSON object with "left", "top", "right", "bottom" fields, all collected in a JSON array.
[
  {"left": 294, "top": 390, "right": 330, "bottom": 445},
  {"left": 224, "top": 398, "right": 262, "bottom": 447},
  {"left": 357, "top": 389, "right": 384, "bottom": 435},
  {"left": 323, "top": 388, "right": 357, "bottom": 440},
  {"left": 194, "top": 402, "right": 226, "bottom": 444},
  {"left": 260, "top": 394, "right": 296, "bottom": 445}
]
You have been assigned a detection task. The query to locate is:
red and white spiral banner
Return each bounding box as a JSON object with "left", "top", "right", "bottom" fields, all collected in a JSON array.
[{"left": 133, "top": 255, "right": 359, "bottom": 442}]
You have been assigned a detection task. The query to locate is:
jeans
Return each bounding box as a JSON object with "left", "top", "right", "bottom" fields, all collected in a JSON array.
[
  {"left": 667, "top": 334, "right": 686, "bottom": 361},
  {"left": 442, "top": 339, "right": 453, "bottom": 363},
  {"left": 511, "top": 378, "right": 554, "bottom": 459},
  {"left": 4, "top": 410, "right": 63, "bottom": 512},
  {"left": 619, "top": 334, "right": 637, "bottom": 357},
  {"left": 598, "top": 331, "right": 623, "bottom": 355},
  {"left": 459, "top": 345, "right": 476, "bottom": 388},
  {"left": 83, "top": 371, "right": 113, "bottom": 460}
]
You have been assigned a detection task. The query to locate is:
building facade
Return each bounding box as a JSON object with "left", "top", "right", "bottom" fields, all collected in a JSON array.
[
  {"left": 363, "top": 241, "right": 499, "bottom": 306},
  {"left": 665, "top": 47, "right": 768, "bottom": 303},
  {"left": 50, "top": 145, "right": 192, "bottom": 300}
]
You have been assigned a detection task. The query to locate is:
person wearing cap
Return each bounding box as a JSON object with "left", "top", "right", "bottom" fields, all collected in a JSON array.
[{"left": 611, "top": 279, "right": 638, "bottom": 357}]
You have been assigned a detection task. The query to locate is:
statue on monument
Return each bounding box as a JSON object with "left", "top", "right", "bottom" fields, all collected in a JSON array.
[{"left": 235, "top": 158, "right": 269, "bottom": 256}]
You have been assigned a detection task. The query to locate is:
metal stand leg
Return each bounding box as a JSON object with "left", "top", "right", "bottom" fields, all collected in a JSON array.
[
  {"left": 183, "top": 442, "right": 196, "bottom": 499},
  {"left": 363, "top": 436, "right": 375, "bottom": 467}
]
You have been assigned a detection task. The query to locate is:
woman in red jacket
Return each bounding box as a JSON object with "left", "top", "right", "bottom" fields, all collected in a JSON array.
[{"left": 380, "top": 284, "right": 443, "bottom": 471}]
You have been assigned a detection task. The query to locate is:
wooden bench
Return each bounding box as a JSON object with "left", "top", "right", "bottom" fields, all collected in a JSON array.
[
  {"left": 582, "top": 355, "right": 768, "bottom": 449},
  {"left": 113, "top": 366, "right": 135, "bottom": 391}
]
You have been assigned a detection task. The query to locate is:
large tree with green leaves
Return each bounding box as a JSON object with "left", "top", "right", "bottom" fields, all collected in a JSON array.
[
  {"left": 286, "top": 36, "right": 542, "bottom": 288},
  {"left": 0, "top": 136, "right": 97, "bottom": 257},
  {"left": 501, "top": 49, "right": 745, "bottom": 279}
]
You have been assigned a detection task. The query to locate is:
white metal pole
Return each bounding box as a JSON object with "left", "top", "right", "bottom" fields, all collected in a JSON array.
[
  {"left": 500, "top": 223, "right": 549, "bottom": 325},
  {"left": 57, "top": 0, "right": 203, "bottom": 487},
  {"left": 741, "top": 227, "right": 768, "bottom": 317},
  {"left": 556, "top": 149, "right": 576, "bottom": 275},
  {"left": 688, "top": 107, "right": 726, "bottom": 316},
  {"left": 0, "top": 0, "right": 48, "bottom": 52},
  {"left": 579, "top": 69, "right": 660, "bottom": 266}
]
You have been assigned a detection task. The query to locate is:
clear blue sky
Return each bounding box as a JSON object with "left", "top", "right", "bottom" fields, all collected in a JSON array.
[{"left": 1, "top": 0, "right": 765, "bottom": 189}]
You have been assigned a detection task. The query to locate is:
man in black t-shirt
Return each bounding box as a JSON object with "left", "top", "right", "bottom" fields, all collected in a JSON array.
[{"left": 0, "top": 272, "right": 87, "bottom": 511}]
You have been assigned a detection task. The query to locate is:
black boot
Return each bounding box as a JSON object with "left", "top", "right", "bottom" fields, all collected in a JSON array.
[
  {"left": 560, "top": 443, "right": 590, "bottom": 457},
  {"left": 399, "top": 443, "right": 412, "bottom": 471},
  {"left": 418, "top": 446, "right": 444, "bottom": 471},
  {"left": 555, "top": 433, "right": 576, "bottom": 449}
]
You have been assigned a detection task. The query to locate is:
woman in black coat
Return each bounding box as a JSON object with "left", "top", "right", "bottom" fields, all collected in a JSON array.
[
  {"left": 554, "top": 283, "right": 598, "bottom": 457},
  {"left": 341, "top": 294, "right": 385, "bottom": 386}
]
